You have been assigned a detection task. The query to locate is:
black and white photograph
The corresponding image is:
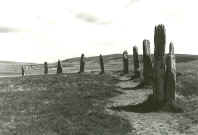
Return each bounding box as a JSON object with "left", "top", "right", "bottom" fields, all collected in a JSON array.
[{"left": 0, "top": 0, "right": 197, "bottom": 134}]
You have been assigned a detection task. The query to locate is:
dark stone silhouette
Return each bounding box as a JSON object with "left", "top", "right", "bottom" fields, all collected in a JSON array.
[
  {"left": 44, "top": 62, "right": 48, "bottom": 75},
  {"left": 122, "top": 50, "right": 129, "bottom": 74},
  {"left": 133, "top": 46, "right": 140, "bottom": 78},
  {"left": 79, "top": 54, "right": 85, "bottom": 73},
  {"left": 165, "top": 42, "right": 176, "bottom": 102},
  {"left": 21, "top": 65, "right": 25, "bottom": 77},
  {"left": 143, "top": 39, "right": 153, "bottom": 85},
  {"left": 56, "top": 60, "right": 63, "bottom": 74},
  {"left": 153, "top": 24, "right": 166, "bottom": 102},
  {"left": 99, "top": 54, "right": 104, "bottom": 74},
  {"left": 152, "top": 25, "right": 181, "bottom": 111},
  {"left": 112, "top": 25, "right": 182, "bottom": 113}
]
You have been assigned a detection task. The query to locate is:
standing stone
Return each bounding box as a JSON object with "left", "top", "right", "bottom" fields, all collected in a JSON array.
[
  {"left": 143, "top": 39, "right": 153, "bottom": 84},
  {"left": 21, "top": 65, "right": 25, "bottom": 77},
  {"left": 165, "top": 42, "right": 176, "bottom": 102},
  {"left": 57, "top": 60, "right": 63, "bottom": 74},
  {"left": 123, "top": 50, "right": 129, "bottom": 74},
  {"left": 79, "top": 54, "right": 85, "bottom": 73},
  {"left": 44, "top": 62, "right": 48, "bottom": 75},
  {"left": 133, "top": 46, "right": 140, "bottom": 77},
  {"left": 99, "top": 54, "right": 104, "bottom": 74},
  {"left": 153, "top": 24, "right": 166, "bottom": 102}
]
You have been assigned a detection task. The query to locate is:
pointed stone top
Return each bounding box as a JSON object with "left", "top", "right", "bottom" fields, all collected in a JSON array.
[
  {"left": 143, "top": 39, "right": 150, "bottom": 46},
  {"left": 133, "top": 46, "right": 138, "bottom": 52},
  {"left": 123, "top": 50, "right": 128, "bottom": 54},
  {"left": 133, "top": 45, "right": 138, "bottom": 49},
  {"left": 169, "top": 42, "right": 174, "bottom": 55},
  {"left": 143, "top": 39, "right": 150, "bottom": 55},
  {"left": 154, "top": 24, "right": 166, "bottom": 57},
  {"left": 99, "top": 54, "right": 103, "bottom": 59}
]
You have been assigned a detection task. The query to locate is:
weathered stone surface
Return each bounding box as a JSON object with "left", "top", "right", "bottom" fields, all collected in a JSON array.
[
  {"left": 143, "top": 39, "right": 153, "bottom": 84},
  {"left": 57, "top": 60, "right": 63, "bottom": 74},
  {"left": 123, "top": 50, "right": 129, "bottom": 74},
  {"left": 169, "top": 42, "right": 174, "bottom": 55},
  {"left": 165, "top": 42, "right": 176, "bottom": 102},
  {"left": 80, "top": 54, "right": 85, "bottom": 73},
  {"left": 153, "top": 24, "right": 166, "bottom": 102},
  {"left": 99, "top": 54, "right": 104, "bottom": 74},
  {"left": 133, "top": 46, "right": 140, "bottom": 77},
  {"left": 44, "top": 62, "right": 48, "bottom": 74}
]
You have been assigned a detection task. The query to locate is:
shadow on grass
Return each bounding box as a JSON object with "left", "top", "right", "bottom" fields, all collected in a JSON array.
[
  {"left": 121, "top": 82, "right": 146, "bottom": 90},
  {"left": 130, "top": 75, "right": 140, "bottom": 80},
  {"left": 110, "top": 94, "right": 184, "bottom": 113},
  {"left": 121, "top": 82, "right": 152, "bottom": 90},
  {"left": 121, "top": 72, "right": 182, "bottom": 90}
]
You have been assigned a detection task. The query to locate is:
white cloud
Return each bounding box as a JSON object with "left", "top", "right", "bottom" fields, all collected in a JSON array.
[{"left": 0, "top": 0, "right": 197, "bottom": 62}]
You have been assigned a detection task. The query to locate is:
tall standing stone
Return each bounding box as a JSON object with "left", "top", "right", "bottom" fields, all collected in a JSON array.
[
  {"left": 57, "top": 60, "right": 63, "bottom": 74},
  {"left": 143, "top": 39, "right": 153, "bottom": 84},
  {"left": 165, "top": 42, "right": 176, "bottom": 102},
  {"left": 123, "top": 50, "right": 129, "bottom": 74},
  {"left": 21, "top": 65, "right": 25, "bottom": 77},
  {"left": 99, "top": 54, "right": 104, "bottom": 74},
  {"left": 133, "top": 46, "right": 140, "bottom": 77},
  {"left": 44, "top": 62, "right": 48, "bottom": 75},
  {"left": 153, "top": 24, "right": 166, "bottom": 102},
  {"left": 79, "top": 54, "right": 85, "bottom": 73}
]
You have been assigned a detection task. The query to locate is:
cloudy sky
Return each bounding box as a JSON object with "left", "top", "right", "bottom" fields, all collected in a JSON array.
[{"left": 0, "top": 0, "right": 197, "bottom": 63}]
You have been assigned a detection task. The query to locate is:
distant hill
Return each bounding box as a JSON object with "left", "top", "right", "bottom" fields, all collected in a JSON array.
[
  {"left": 0, "top": 54, "right": 198, "bottom": 77},
  {"left": 175, "top": 54, "right": 198, "bottom": 63},
  {"left": 0, "top": 60, "right": 35, "bottom": 65},
  {"left": 62, "top": 54, "right": 122, "bottom": 63},
  {"left": 62, "top": 54, "right": 198, "bottom": 64}
]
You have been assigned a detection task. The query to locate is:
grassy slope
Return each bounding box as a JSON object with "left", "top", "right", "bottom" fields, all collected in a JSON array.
[
  {"left": 0, "top": 54, "right": 198, "bottom": 134},
  {"left": 0, "top": 74, "right": 131, "bottom": 135},
  {"left": 170, "top": 59, "right": 198, "bottom": 133},
  {"left": 0, "top": 54, "right": 198, "bottom": 76}
]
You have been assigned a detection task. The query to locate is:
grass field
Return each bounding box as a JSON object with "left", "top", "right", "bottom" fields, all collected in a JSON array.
[
  {"left": 0, "top": 74, "right": 131, "bottom": 135},
  {"left": 0, "top": 54, "right": 198, "bottom": 134}
]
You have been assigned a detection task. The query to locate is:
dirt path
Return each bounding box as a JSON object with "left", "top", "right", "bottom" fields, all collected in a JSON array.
[{"left": 106, "top": 76, "right": 191, "bottom": 135}]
